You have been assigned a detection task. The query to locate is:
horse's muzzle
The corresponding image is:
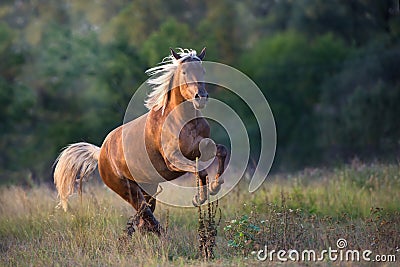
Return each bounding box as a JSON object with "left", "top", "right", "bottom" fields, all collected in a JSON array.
[{"left": 193, "top": 93, "right": 208, "bottom": 109}]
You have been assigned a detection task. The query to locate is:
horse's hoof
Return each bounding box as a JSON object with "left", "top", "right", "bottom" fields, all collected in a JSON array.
[
  {"left": 137, "top": 221, "right": 163, "bottom": 237},
  {"left": 209, "top": 178, "right": 224, "bottom": 195},
  {"left": 209, "top": 182, "right": 221, "bottom": 195},
  {"left": 126, "top": 216, "right": 137, "bottom": 236},
  {"left": 153, "top": 224, "right": 165, "bottom": 237},
  {"left": 126, "top": 226, "right": 135, "bottom": 237},
  {"left": 192, "top": 194, "right": 206, "bottom": 206}
]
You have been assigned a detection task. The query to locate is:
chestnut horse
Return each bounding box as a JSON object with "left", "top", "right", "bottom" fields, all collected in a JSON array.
[{"left": 53, "top": 48, "right": 227, "bottom": 235}]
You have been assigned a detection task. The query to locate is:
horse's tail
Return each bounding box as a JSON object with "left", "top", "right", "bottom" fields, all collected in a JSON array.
[{"left": 53, "top": 142, "right": 100, "bottom": 211}]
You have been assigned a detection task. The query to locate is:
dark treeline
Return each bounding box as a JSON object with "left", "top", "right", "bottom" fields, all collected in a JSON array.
[{"left": 1, "top": 0, "right": 399, "bottom": 184}]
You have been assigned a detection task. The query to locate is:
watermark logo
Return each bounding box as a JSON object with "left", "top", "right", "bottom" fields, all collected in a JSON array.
[{"left": 255, "top": 238, "right": 397, "bottom": 263}]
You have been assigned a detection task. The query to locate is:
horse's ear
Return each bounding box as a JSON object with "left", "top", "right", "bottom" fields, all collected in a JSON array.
[
  {"left": 198, "top": 47, "right": 206, "bottom": 60},
  {"left": 170, "top": 48, "right": 181, "bottom": 60}
]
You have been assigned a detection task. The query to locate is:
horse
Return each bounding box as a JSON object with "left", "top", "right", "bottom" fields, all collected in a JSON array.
[{"left": 53, "top": 48, "right": 228, "bottom": 235}]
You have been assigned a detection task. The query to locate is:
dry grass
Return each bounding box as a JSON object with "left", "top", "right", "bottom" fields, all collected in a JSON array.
[{"left": 0, "top": 162, "right": 399, "bottom": 266}]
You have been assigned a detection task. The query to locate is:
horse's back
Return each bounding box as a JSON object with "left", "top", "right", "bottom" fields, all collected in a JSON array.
[{"left": 98, "top": 113, "right": 166, "bottom": 184}]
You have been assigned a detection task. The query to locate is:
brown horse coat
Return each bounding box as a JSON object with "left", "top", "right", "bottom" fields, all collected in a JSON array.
[{"left": 54, "top": 48, "right": 227, "bottom": 235}]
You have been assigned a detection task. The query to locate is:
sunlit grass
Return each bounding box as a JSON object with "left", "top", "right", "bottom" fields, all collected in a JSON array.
[
  {"left": 0, "top": 162, "right": 399, "bottom": 266},
  {"left": 248, "top": 162, "right": 400, "bottom": 218}
]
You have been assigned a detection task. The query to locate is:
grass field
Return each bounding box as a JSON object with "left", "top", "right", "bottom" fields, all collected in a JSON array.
[{"left": 0, "top": 162, "right": 399, "bottom": 266}]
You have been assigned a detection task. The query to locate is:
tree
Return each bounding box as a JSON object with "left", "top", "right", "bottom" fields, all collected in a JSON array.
[
  {"left": 0, "top": 22, "right": 37, "bottom": 183},
  {"left": 141, "top": 18, "right": 194, "bottom": 66},
  {"left": 241, "top": 31, "right": 348, "bottom": 168},
  {"left": 319, "top": 37, "right": 400, "bottom": 160}
]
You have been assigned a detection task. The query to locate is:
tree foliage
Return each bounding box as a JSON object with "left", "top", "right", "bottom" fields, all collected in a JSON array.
[{"left": 0, "top": 0, "right": 399, "bottom": 183}]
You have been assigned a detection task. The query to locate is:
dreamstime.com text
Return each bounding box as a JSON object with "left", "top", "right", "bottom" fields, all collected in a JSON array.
[{"left": 255, "top": 238, "right": 397, "bottom": 263}]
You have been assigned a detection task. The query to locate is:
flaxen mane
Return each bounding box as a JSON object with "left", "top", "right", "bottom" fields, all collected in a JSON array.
[{"left": 144, "top": 48, "right": 202, "bottom": 113}]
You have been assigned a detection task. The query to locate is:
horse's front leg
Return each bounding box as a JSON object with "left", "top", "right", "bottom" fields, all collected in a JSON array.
[
  {"left": 192, "top": 169, "right": 208, "bottom": 206},
  {"left": 162, "top": 150, "right": 207, "bottom": 206},
  {"left": 209, "top": 144, "right": 227, "bottom": 195}
]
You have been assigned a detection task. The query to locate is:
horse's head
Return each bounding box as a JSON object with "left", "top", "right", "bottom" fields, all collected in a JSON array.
[{"left": 171, "top": 48, "right": 207, "bottom": 110}]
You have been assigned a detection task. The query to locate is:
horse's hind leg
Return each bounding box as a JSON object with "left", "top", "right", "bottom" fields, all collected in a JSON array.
[
  {"left": 140, "top": 183, "right": 158, "bottom": 213},
  {"left": 101, "top": 173, "right": 161, "bottom": 236}
]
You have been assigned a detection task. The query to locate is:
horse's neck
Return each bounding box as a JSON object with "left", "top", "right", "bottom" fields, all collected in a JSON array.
[
  {"left": 165, "top": 87, "right": 199, "bottom": 122},
  {"left": 158, "top": 88, "right": 202, "bottom": 145}
]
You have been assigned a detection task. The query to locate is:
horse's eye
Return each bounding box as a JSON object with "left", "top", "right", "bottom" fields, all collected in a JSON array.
[{"left": 182, "top": 71, "right": 186, "bottom": 75}]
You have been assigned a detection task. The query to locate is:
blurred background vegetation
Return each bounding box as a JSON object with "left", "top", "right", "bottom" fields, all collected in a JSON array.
[{"left": 0, "top": 0, "right": 399, "bottom": 185}]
